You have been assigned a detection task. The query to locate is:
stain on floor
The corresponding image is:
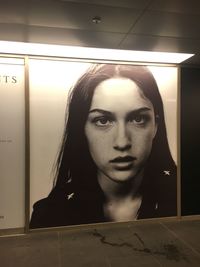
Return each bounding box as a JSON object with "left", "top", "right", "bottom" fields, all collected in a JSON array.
[{"left": 92, "top": 229, "right": 189, "bottom": 262}]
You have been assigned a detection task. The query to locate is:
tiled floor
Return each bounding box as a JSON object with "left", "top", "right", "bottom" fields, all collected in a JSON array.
[{"left": 0, "top": 218, "right": 200, "bottom": 267}]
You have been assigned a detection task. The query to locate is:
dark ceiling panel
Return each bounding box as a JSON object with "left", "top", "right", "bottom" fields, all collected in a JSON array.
[
  {"left": 131, "top": 11, "right": 200, "bottom": 39},
  {"left": 0, "top": 1, "right": 27, "bottom": 24},
  {"left": 121, "top": 34, "right": 200, "bottom": 54},
  {"left": 0, "top": 23, "right": 27, "bottom": 42},
  {"left": 59, "top": 0, "right": 151, "bottom": 9},
  {"left": 28, "top": 1, "right": 141, "bottom": 33},
  {"left": 27, "top": 26, "right": 125, "bottom": 48},
  {"left": 149, "top": 0, "right": 200, "bottom": 14}
]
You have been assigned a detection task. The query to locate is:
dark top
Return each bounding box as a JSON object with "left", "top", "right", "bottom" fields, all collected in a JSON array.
[{"left": 30, "top": 172, "right": 177, "bottom": 229}]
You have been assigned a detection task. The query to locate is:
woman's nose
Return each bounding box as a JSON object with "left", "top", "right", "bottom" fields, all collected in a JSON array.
[{"left": 113, "top": 122, "right": 131, "bottom": 151}]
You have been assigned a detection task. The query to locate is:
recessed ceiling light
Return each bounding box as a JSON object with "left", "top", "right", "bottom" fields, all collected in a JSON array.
[
  {"left": 0, "top": 41, "right": 194, "bottom": 64},
  {"left": 92, "top": 16, "right": 101, "bottom": 24}
]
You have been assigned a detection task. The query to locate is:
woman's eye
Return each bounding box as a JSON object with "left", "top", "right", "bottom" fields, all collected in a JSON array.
[
  {"left": 129, "top": 114, "right": 147, "bottom": 125},
  {"left": 93, "top": 117, "right": 113, "bottom": 127},
  {"left": 135, "top": 115, "right": 144, "bottom": 123}
]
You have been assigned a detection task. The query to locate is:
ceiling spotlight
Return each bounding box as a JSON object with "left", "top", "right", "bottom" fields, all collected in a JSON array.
[{"left": 92, "top": 16, "right": 101, "bottom": 24}]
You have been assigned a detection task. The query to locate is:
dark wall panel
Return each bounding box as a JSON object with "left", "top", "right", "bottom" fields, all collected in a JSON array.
[{"left": 181, "top": 67, "right": 200, "bottom": 215}]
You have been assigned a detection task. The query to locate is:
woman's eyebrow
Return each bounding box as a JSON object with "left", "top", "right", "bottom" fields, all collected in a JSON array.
[
  {"left": 89, "top": 107, "right": 151, "bottom": 115},
  {"left": 88, "top": 109, "right": 113, "bottom": 116},
  {"left": 128, "top": 107, "right": 152, "bottom": 114}
]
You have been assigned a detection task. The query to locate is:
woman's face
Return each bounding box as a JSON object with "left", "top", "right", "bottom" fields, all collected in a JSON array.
[{"left": 84, "top": 77, "right": 158, "bottom": 184}]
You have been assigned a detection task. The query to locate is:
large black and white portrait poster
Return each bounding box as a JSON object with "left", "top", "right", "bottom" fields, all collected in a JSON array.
[
  {"left": 0, "top": 57, "right": 25, "bottom": 229},
  {"left": 29, "top": 59, "right": 178, "bottom": 229}
]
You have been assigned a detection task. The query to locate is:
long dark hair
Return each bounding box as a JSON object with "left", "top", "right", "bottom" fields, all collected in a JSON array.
[{"left": 54, "top": 64, "right": 176, "bottom": 205}]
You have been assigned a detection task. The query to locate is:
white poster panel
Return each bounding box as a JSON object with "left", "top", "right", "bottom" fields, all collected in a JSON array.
[
  {"left": 29, "top": 60, "right": 177, "bottom": 229},
  {"left": 29, "top": 59, "right": 90, "bottom": 212},
  {"left": 0, "top": 57, "right": 25, "bottom": 229}
]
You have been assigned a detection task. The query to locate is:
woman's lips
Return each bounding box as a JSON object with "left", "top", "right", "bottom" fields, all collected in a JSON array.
[
  {"left": 110, "top": 156, "right": 135, "bottom": 163},
  {"left": 110, "top": 156, "right": 136, "bottom": 170}
]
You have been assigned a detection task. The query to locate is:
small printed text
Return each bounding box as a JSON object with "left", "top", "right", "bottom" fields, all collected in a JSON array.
[{"left": 0, "top": 75, "right": 17, "bottom": 83}]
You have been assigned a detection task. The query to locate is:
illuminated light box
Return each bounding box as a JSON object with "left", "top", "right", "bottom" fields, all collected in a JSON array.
[{"left": 0, "top": 41, "right": 194, "bottom": 64}]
